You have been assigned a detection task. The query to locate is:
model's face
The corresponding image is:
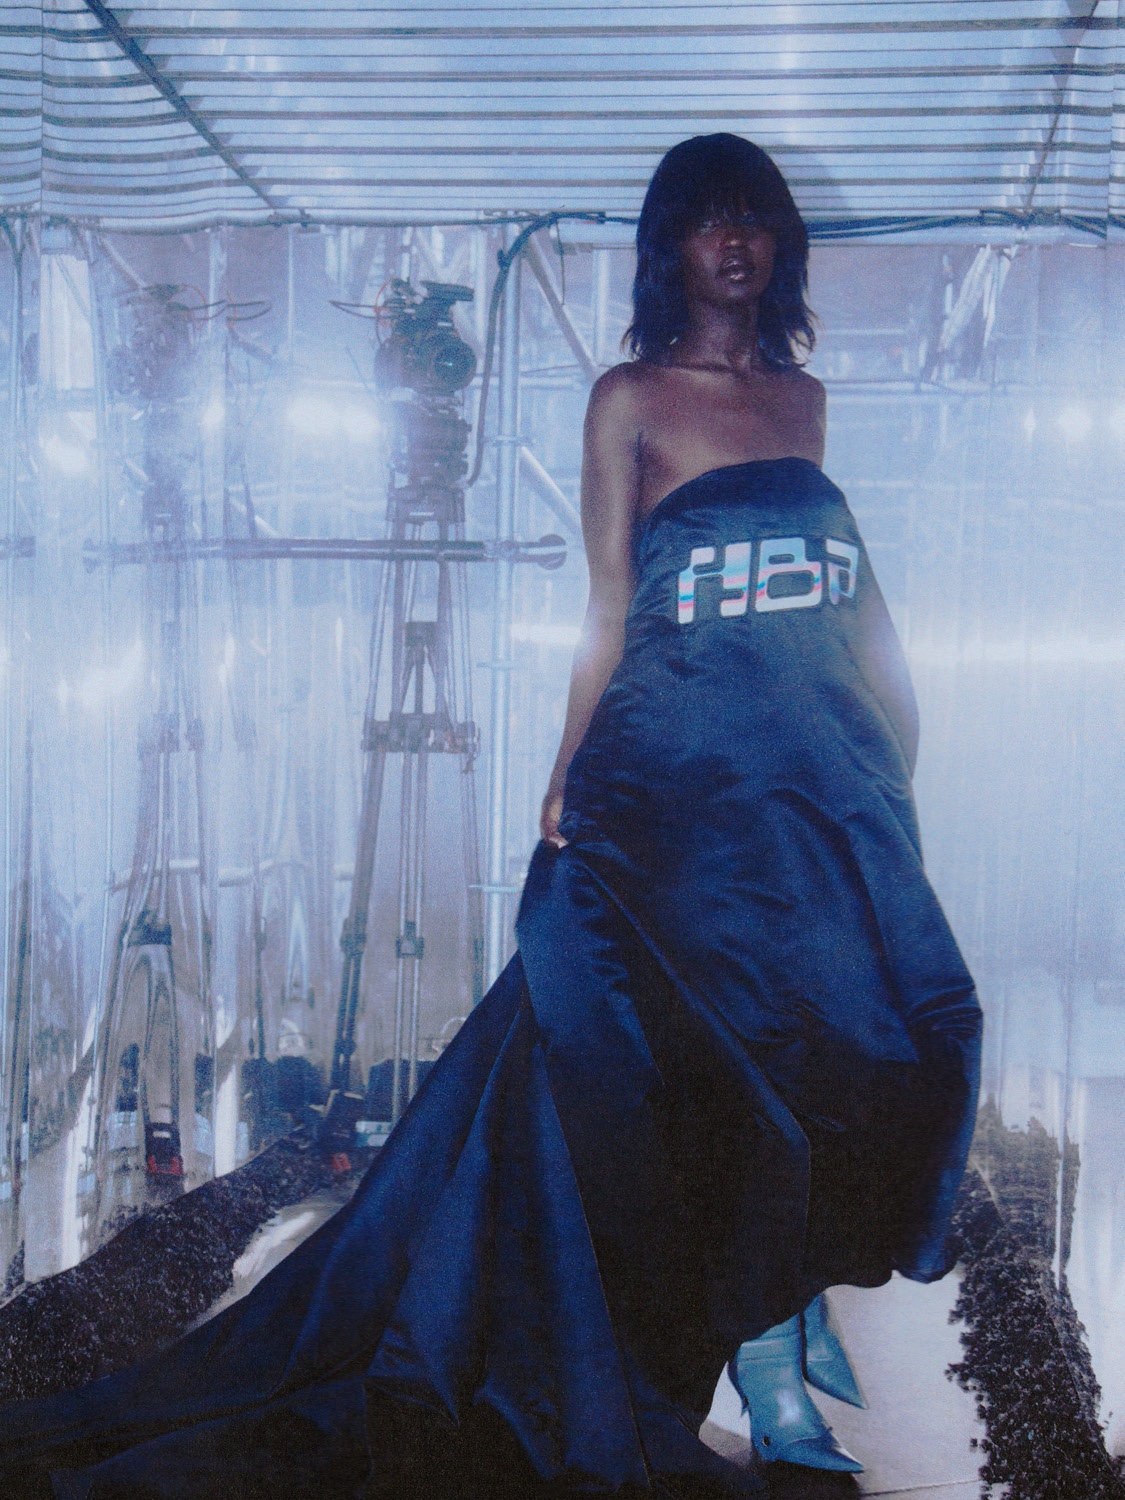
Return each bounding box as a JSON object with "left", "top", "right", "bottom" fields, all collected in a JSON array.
[{"left": 677, "top": 209, "right": 776, "bottom": 312}]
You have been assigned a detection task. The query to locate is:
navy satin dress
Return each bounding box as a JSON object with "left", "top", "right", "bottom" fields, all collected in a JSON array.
[{"left": 0, "top": 459, "right": 982, "bottom": 1500}]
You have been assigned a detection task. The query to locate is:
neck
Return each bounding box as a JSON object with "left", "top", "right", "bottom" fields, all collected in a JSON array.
[{"left": 677, "top": 301, "right": 763, "bottom": 371}]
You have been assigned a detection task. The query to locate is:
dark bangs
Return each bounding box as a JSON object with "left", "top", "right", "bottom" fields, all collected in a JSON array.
[{"left": 626, "top": 133, "right": 815, "bottom": 370}]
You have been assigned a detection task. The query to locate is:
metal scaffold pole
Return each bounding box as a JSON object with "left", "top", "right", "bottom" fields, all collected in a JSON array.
[{"left": 484, "top": 229, "right": 521, "bottom": 988}]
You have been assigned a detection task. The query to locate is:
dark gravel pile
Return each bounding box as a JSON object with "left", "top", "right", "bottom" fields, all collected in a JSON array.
[
  {"left": 947, "top": 1103, "right": 1125, "bottom": 1500},
  {"left": 0, "top": 1133, "right": 339, "bottom": 1407}
]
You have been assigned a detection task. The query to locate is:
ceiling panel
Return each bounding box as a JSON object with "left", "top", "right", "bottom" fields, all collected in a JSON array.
[{"left": 0, "top": 0, "right": 1119, "bottom": 233}]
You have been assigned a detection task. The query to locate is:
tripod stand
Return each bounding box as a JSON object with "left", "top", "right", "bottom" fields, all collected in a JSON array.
[
  {"left": 79, "top": 276, "right": 564, "bottom": 1162},
  {"left": 328, "top": 281, "right": 485, "bottom": 1133},
  {"left": 88, "top": 285, "right": 215, "bottom": 1242}
]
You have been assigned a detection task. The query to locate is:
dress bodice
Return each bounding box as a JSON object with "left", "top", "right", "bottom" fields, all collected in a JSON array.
[
  {"left": 561, "top": 454, "right": 914, "bottom": 851},
  {"left": 627, "top": 456, "right": 862, "bottom": 638}
]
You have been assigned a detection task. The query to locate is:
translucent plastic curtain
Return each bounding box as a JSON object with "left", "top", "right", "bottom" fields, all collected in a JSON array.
[
  {"left": 815, "top": 238, "right": 1125, "bottom": 1450},
  {"left": 2, "top": 214, "right": 1125, "bottom": 1452},
  {"left": 924, "top": 244, "right": 1125, "bottom": 1451},
  {"left": 3, "top": 224, "right": 498, "bottom": 1285}
]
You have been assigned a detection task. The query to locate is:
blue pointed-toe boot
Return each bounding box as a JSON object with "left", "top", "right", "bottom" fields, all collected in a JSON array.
[
  {"left": 801, "top": 1293, "right": 867, "bottom": 1409},
  {"left": 730, "top": 1317, "right": 863, "bottom": 1473}
]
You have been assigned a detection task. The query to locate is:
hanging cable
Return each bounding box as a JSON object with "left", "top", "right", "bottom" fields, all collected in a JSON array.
[{"left": 467, "top": 211, "right": 614, "bottom": 488}]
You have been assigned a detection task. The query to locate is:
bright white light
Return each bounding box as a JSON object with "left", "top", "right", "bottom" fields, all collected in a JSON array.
[
  {"left": 340, "top": 404, "right": 379, "bottom": 442},
  {"left": 77, "top": 637, "right": 143, "bottom": 709},
  {"left": 56, "top": 677, "right": 71, "bottom": 711},
  {"left": 908, "top": 638, "right": 1125, "bottom": 667},
  {"left": 41, "top": 433, "right": 89, "bottom": 477},
  {"left": 217, "top": 633, "right": 236, "bottom": 686},
  {"left": 286, "top": 394, "right": 341, "bottom": 438},
  {"left": 201, "top": 394, "right": 225, "bottom": 430},
  {"left": 1057, "top": 404, "right": 1093, "bottom": 442},
  {"left": 510, "top": 621, "right": 582, "bottom": 648},
  {"left": 286, "top": 393, "right": 379, "bottom": 442},
  {"left": 1022, "top": 409, "right": 1037, "bottom": 440}
]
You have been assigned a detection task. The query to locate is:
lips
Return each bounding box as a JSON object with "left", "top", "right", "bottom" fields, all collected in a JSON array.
[{"left": 719, "top": 256, "right": 750, "bottom": 279}]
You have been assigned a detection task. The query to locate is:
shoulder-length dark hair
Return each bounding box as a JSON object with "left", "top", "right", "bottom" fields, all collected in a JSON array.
[{"left": 626, "top": 133, "right": 815, "bottom": 370}]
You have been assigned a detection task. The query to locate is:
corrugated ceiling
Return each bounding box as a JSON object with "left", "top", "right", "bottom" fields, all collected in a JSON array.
[{"left": 0, "top": 1, "right": 1121, "bottom": 232}]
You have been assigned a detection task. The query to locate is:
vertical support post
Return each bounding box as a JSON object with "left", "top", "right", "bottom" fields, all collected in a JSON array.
[
  {"left": 472, "top": 230, "right": 488, "bottom": 351},
  {"left": 2, "top": 226, "right": 21, "bottom": 1072},
  {"left": 592, "top": 248, "right": 610, "bottom": 369},
  {"left": 202, "top": 231, "right": 225, "bottom": 537},
  {"left": 484, "top": 229, "right": 521, "bottom": 987},
  {"left": 85, "top": 231, "right": 120, "bottom": 1215}
]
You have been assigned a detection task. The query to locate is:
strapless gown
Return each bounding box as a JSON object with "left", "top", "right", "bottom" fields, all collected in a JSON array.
[{"left": 0, "top": 458, "right": 982, "bottom": 1500}]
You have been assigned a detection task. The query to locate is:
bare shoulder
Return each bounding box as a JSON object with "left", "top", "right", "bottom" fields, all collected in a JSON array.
[
  {"left": 591, "top": 358, "right": 651, "bottom": 411},
  {"left": 781, "top": 365, "right": 826, "bottom": 454},
  {"left": 783, "top": 365, "right": 826, "bottom": 408},
  {"left": 584, "top": 359, "right": 659, "bottom": 425}
]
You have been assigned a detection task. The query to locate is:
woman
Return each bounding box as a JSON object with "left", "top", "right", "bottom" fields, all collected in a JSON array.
[
  {"left": 0, "top": 135, "right": 981, "bottom": 1500},
  {"left": 539, "top": 130, "right": 981, "bottom": 1475}
]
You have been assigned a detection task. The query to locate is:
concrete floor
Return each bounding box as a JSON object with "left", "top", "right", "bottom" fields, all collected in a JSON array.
[
  {"left": 702, "top": 1275, "right": 984, "bottom": 1500},
  {"left": 186, "top": 1186, "right": 349, "bottom": 1328}
]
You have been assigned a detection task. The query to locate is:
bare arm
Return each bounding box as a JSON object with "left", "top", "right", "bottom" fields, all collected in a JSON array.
[{"left": 540, "top": 369, "right": 642, "bottom": 845}]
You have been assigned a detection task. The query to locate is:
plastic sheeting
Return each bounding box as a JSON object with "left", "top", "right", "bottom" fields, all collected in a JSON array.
[
  {"left": 0, "top": 2, "right": 1124, "bottom": 229},
  {"left": 0, "top": 222, "right": 1123, "bottom": 1455}
]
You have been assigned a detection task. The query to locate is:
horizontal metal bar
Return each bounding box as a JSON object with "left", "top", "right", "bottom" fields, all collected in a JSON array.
[
  {"left": 50, "top": 17, "right": 1122, "bottom": 41},
  {"left": 38, "top": 138, "right": 1121, "bottom": 157},
  {"left": 36, "top": 63, "right": 1124, "bottom": 88},
  {"left": 27, "top": 206, "right": 1125, "bottom": 245},
  {"left": 45, "top": 175, "right": 1123, "bottom": 204},
  {"left": 82, "top": 534, "right": 567, "bottom": 569},
  {"left": 37, "top": 101, "right": 1120, "bottom": 125}
]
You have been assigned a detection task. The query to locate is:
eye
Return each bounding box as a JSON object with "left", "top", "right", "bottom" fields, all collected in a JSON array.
[{"left": 692, "top": 211, "right": 761, "bottom": 235}]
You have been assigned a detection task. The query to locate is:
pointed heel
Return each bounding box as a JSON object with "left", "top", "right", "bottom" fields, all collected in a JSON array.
[
  {"left": 801, "top": 1293, "right": 867, "bottom": 1409},
  {"left": 729, "top": 1317, "right": 863, "bottom": 1474}
]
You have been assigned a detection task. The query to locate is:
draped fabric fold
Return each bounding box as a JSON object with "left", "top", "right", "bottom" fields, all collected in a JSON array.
[{"left": 0, "top": 458, "right": 981, "bottom": 1500}]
